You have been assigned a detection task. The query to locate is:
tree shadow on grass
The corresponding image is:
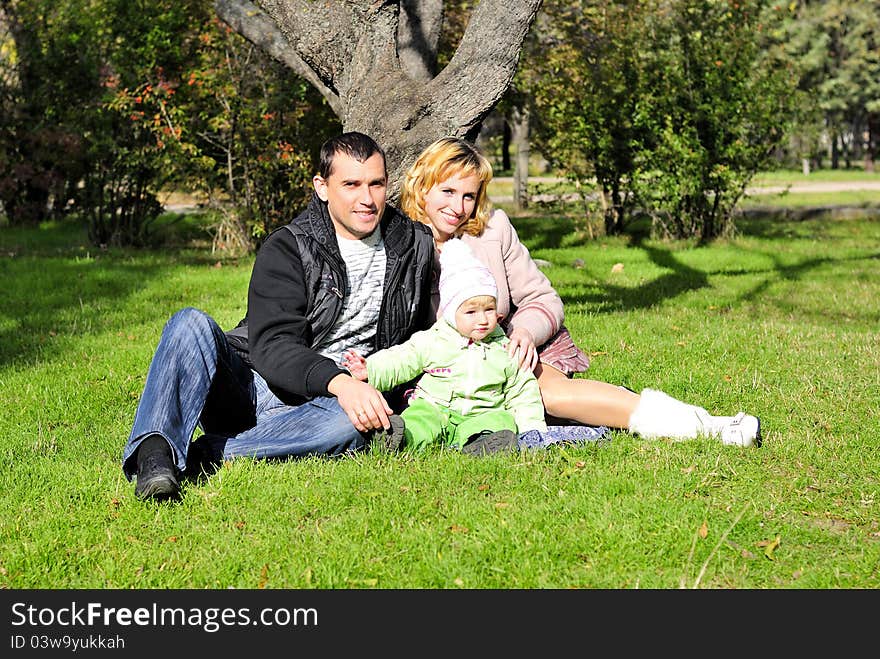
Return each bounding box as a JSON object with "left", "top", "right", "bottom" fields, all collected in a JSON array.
[
  {"left": 514, "top": 211, "right": 880, "bottom": 319},
  {"left": 556, "top": 238, "right": 711, "bottom": 313},
  {"left": 736, "top": 206, "right": 880, "bottom": 238},
  {"left": 0, "top": 220, "right": 248, "bottom": 369},
  {"left": 507, "top": 211, "right": 580, "bottom": 251}
]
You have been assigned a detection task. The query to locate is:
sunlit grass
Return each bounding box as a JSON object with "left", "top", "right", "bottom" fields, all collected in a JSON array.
[{"left": 1, "top": 201, "right": 878, "bottom": 589}]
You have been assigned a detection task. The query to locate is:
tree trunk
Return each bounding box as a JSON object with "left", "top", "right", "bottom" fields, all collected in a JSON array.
[
  {"left": 214, "top": 0, "right": 543, "bottom": 202},
  {"left": 510, "top": 105, "right": 530, "bottom": 210},
  {"left": 865, "top": 112, "right": 878, "bottom": 173},
  {"left": 398, "top": 0, "right": 443, "bottom": 81},
  {"left": 502, "top": 120, "right": 511, "bottom": 172},
  {"left": 831, "top": 130, "right": 839, "bottom": 169}
]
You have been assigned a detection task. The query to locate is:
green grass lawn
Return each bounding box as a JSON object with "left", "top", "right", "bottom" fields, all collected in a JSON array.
[{"left": 1, "top": 200, "right": 878, "bottom": 589}]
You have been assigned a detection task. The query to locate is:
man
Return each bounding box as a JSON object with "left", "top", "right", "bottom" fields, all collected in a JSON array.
[{"left": 122, "top": 132, "right": 435, "bottom": 501}]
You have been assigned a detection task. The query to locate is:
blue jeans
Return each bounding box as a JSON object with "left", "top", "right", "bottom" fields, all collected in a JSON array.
[{"left": 121, "top": 307, "right": 365, "bottom": 480}]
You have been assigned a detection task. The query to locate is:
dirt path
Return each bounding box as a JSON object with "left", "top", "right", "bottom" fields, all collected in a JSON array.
[{"left": 488, "top": 177, "right": 880, "bottom": 204}]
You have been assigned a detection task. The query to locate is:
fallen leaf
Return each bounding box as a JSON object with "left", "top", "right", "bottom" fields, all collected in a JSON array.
[
  {"left": 234, "top": 520, "right": 245, "bottom": 530},
  {"left": 346, "top": 578, "right": 377, "bottom": 587},
  {"left": 258, "top": 563, "right": 269, "bottom": 589},
  {"left": 699, "top": 521, "right": 708, "bottom": 539},
  {"left": 724, "top": 375, "right": 732, "bottom": 381},
  {"left": 165, "top": 536, "right": 178, "bottom": 543},
  {"left": 477, "top": 484, "right": 490, "bottom": 491},
  {"left": 681, "top": 465, "right": 696, "bottom": 474},
  {"left": 611, "top": 262, "right": 624, "bottom": 273},
  {"left": 495, "top": 502, "right": 510, "bottom": 509},
  {"left": 454, "top": 578, "right": 464, "bottom": 587},
  {"left": 449, "top": 524, "right": 469, "bottom": 533},
  {"left": 757, "top": 536, "right": 781, "bottom": 560}
]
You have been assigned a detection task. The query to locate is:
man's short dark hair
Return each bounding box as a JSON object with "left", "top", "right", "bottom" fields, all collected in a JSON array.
[{"left": 319, "top": 132, "right": 387, "bottom": 179}]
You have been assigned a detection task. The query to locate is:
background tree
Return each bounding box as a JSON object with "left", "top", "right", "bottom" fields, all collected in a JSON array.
[
  {"left": 528, "top": 0, "right": 650, "bottom": 235},
  {"left": 213, "top": 0, "right": 543, "bottom": 202},
  {"left": 80, "top": 0, "right": 208, "bottom": 246},
  {"left": 0, "top": 0, "right": 335, "bottom": 248},
  {"left": 0, "top": 0, "right": 100, "bottom": 226},
  {"left": 111, "top": 15, "right": 338, "bottom": 252},
  {"left": 0, "top": 0, "right": 209, "bottom": 243},
  {"left": 527, "top": 0, "right": 799, "bottom": 242},
  {"left": 779, "top": 0, "right": 880, "bottom": 172},
  {"left": 634, "top": 0, "right": 800, "bottom": 241},
  {"left": 492, "top": 11, "right": 543, "bottom": 212}
]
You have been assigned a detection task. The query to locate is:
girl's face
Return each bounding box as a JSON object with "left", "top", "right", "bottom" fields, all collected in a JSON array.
[
  {"left": 454, "top": 296, "right": 499, "bottom": 342},
  {"left": 423, "top": 172, "right": 482, "bottom": 242}
]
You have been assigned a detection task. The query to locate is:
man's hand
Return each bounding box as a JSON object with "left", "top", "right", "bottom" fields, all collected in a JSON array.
[
  {"left": 328, "top": 372, "right": 392, "bottom": 433},
  {"left": 507, "top": 327, "right": 539, "bottom": 372},
  {"left": 341, "top": 349, "right": 368, "bottom": 381}
]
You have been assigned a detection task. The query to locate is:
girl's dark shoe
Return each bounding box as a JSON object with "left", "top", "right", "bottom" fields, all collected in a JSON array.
[
  {"left": 371, "top": 414, "right": 406, "bottom": 451},
  {"left": 462, "top": 429, "right": 518, "bottom": 456}
]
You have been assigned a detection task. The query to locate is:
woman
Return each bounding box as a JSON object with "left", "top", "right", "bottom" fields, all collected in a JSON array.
[{"left": 400, "top": 137, "right": 761, "bottom": 447}]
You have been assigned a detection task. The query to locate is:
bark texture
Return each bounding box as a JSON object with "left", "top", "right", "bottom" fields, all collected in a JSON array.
[{"left": 214, "top": 0, "right": 542, "bottom": 201}]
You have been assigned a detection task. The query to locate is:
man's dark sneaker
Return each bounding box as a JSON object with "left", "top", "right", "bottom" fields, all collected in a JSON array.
[
  {"left": 183, "top": 434, "right": 224, "bottom": 480},
  {"left": 371, "top": 414, "right": 406, "bottom": 452},
  {"left": 461, "top": 429, "right": 518, "bottom": 456},
  {"left": 134, "top": 434, "right": 180, "bottom": 501}
]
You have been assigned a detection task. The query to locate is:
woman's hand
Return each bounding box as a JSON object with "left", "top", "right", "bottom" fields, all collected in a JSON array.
[{"left": 507, "top": 327, "right": 539, "bottom": 372}]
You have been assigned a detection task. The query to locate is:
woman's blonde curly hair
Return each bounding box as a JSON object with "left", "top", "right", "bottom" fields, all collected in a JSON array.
[{"left": 400, "top": 136, "right": 494, "bottom": 237}]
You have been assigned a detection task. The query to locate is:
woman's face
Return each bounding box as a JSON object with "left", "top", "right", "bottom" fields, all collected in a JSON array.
[{"left": 423, "top": 172, "right": 481, "bottom": 242}]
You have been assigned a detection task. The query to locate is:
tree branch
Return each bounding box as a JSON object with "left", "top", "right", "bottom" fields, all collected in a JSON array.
[
  {"left": 432, "top": 0, "right": 543, "bottom": 133},
  {"left": 213, "top": 0, "right": 342, "bottom": 116}
]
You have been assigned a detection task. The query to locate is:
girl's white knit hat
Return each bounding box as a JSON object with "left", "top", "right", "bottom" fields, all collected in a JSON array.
[{"left": 438, "top": 238, "right": 498, "bottom": 326}]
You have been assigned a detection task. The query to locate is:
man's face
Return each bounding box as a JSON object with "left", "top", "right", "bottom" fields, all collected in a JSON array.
[{"left": 313, "top": 151, "right": 387, "bottom": 240}]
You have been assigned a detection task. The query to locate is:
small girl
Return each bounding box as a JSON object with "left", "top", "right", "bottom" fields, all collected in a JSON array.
[{"left": 343, "top": 238, "right": 548, "bottom": 455}]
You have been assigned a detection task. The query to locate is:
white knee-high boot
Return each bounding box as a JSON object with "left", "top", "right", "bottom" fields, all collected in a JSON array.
[
  {"left": 627, "top": 389, "right": 761, "bottom": 447},
  {"left": 627, "top": 388, "right": 709, "bottom": 440}
]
